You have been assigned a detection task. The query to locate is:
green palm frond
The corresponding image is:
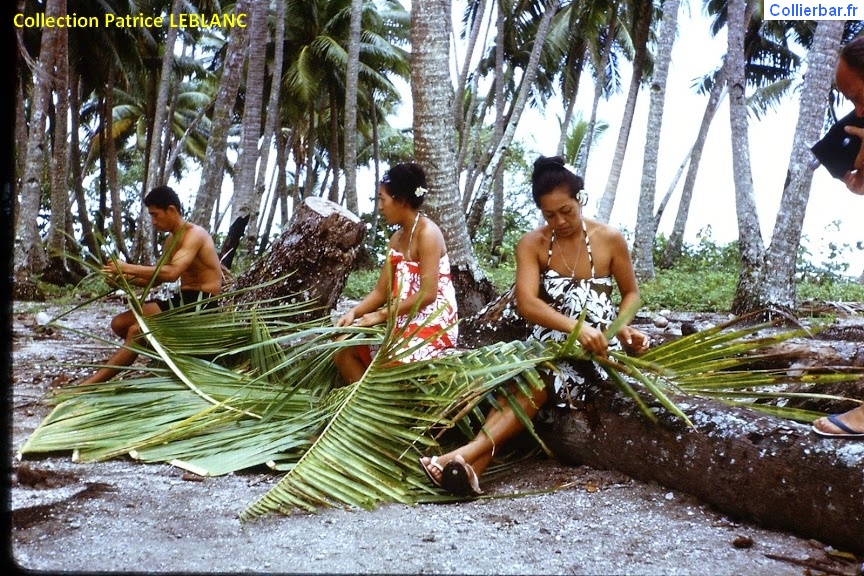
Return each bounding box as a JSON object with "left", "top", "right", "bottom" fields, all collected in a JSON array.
[{"left": 20, "top": 279, "right": 863, "bottom": 519}]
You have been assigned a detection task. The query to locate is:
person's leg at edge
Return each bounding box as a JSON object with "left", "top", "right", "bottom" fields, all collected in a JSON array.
[
  {"left": 420, "top": 385, "right": 549, "bottom": 485},
  {"left": 332, "top": 346, "right": 370, "bottom": 386},
  {"left": 813, "top": 404, "right": 864, "bottom": 435},
  {"left": 81, "top": 301, "right": 163, "bottom": 385}
]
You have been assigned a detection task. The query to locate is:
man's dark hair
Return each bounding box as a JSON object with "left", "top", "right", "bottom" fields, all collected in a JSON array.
[
  {"left": 841, "top": 36, "right": 864, "bottom": 76},
  {"left": 381, "top": 163, "right": 428, "bottom": 209},
  {"left": 144, "top": 186, "right": 183, "bottom": 213},
  {"left": 531, "top": 155, "right": 584, "bottom": 206}
]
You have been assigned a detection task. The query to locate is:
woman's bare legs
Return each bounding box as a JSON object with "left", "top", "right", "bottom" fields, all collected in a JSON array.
[
  {"left": 420, "top": 385, "right": 549, "bottom": 485},
  {"left": 332, "top": 346, "right": 368, "bottom": 385}
]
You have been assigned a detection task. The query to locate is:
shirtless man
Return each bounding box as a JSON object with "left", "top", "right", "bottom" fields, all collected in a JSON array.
[{"left": 82, "top": 186, "right": 223, "bottom": 385}]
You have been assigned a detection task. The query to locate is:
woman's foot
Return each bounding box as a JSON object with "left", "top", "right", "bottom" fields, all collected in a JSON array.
[
  {"left": 812, "top": 406, "right": 864, "bottom": 438},
  {"left": 441, "top": 455, "right": 483, "bottom": 496},
  {"left": 418, "top": 456, "right": 444, "bottom": 488},
  {"left": 419, "top": 453, "right": 483, "bottom": 494}
]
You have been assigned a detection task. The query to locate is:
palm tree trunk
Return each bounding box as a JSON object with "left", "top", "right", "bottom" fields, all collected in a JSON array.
[
  {"left": 653, "top": 145, "right": 691, "bottom": 231},
  {"left": 632, "top": 0, "right": 679, "bottom": 280},
  {"left": 104, "top": 67, "right": 129, "bottom": 261},
  {"left": 594, "top": 0, "right": 652, "bottom": 223},
  {"left": 754, "top": 20, "right": 845, "bottom": 311},
  {"left": 193, "top": 0, "right": 252, "bottom": 229},
  {"left": 453, "top": 0, "right": 488, "bottom": 137},
  {"left": 45, "top": 0, "right": 70, "bottom": 282},
  {"left": 342, "top": 0, "right": 363, "bottom": 216},
  {"left": 328, "top": 93, "right": 340, "bottom": 204},
  {"left": 68, "top": 70, "right": 100, "bottom": 260},
  {"left": 411, "top": 0, "right": 496, "bottom": 317},
  {"left": 15, "top": 0, "right": 63, "bottom": 278},
  {"left": 368, "top": 95, "right": 381, "bottom": 253},
  {"left": 556, "top": 52, "right": 584, "bottom": 157},
  {"left": 579, "top": 12, "right": 615, "bottom": 179},
  {"left": 470, "top": 0, "right": 560, "bottom": 219},
  {"left": 258, "top": 130, "right": 291, "bottom": 256},
  {"left": 230, "top": 0, "right": 268, "bottom": 250},
  {"left": 490, "top": 6, "right": 507, "bottom": 258},
  {"left": 728, "top": 0, "right": 766, "bottom": 314},
  {"left": 133, "top": 0, "right": 182, "bottom": 263}
]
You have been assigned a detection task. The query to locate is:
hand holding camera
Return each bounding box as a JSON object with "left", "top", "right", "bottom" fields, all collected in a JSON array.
[{"left": 810, "top": 110, "right": 864, "bottom": 181}]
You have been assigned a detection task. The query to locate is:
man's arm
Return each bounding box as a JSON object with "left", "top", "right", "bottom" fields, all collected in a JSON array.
[{"left": 102, "top": 226, "right": 204, "bottom": 285}]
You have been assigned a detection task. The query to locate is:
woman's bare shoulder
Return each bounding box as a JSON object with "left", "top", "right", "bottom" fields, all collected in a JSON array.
[
  {"left": 518, "top": 225, "right": 552, "bottom": 246},
  {"left": 585, "top": 219, "right": 625, "bottom": 242}
]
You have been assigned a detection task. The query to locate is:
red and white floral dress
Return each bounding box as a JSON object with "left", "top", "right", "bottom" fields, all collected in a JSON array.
[{"left": 386, "top": 247, "right": 459, "bottom": 362}]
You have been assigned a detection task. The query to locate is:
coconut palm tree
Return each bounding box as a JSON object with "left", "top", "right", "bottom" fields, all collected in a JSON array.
[
  {"left": 15, "top": 0, "right": 65, "bottom": 280},
  {"left": 193, "top": 0, "right": 252, "bottom": 229},
  {"left": 228, "top": 0, "right": 269, "bottom": 252},
  {"left": 631, "top": 0, "right": 680, "bottom": 281},
  {"left": 733, "top": 20, "right": 850, "bottom": 314}
]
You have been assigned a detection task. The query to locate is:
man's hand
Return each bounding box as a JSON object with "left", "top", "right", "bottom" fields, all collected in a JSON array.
[
  {"left": 843, "top": 125, "right": 864, "bottom": 195},
  {"left": 101, "top": 261, "right": 128, "bottom": 276}
]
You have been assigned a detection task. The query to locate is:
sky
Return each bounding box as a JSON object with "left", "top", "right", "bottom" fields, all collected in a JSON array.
[
  {"left": 373, "top": 5, "right": 864, "bottom": 276},
  {"left": 191, "top": 4, "right": 864, "bottom": 277}
]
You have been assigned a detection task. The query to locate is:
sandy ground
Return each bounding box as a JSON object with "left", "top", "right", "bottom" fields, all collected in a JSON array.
[{"left": 7, "top": 300, "right": 863, "bottom": 575}]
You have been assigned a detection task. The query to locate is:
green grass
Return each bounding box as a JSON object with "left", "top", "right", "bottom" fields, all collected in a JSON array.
[
  {"left": 341, "top": 269, "right": 380, "bottom": 300},
  {"left": 343, "top": 264, "right": 864, "bottom": 314},
  {"left": 639, "top": 270, "right": 736, "bottom": 312}
]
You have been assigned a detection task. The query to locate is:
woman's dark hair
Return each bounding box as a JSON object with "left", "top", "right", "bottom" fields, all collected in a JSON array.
[
  {"left": 381, "top": 163, "right": 428, "bottom": 209},
  {"left": 144, "top": 185, "right": 183, "bottom": 212},
  {"left": 531, "top": 155, "right": 584, "bottom": 206},
  {"left": 841, "top": 36, "right": 864, "bottom": 76}
]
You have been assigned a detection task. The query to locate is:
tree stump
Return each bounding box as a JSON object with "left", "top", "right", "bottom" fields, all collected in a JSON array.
[
  {"left": 534, "top": 384, "right": 864, "bottom": 555},
  {"left": 450, "top": 267, "right": 499, "bottom": 319},
  {"left": 229, "top": 197, "right": 365, "bottom": 321},
  {"left": 458, "top": 286, "right": 529, "bottom": 348}
]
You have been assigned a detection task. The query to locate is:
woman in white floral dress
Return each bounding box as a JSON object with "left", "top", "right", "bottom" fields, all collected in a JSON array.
[
  {"left": 420, "top": 155, "right": 649, "bottom": 495},
  {"left": 333, "top": 163, "right": 458, "bottom": 384}
]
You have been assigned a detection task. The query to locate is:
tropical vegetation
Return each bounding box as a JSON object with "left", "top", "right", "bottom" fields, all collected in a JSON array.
[
  {"left": 20, "top": 270, "right": 860, "bottom": 518},
  {"left": 12, "top": 0, "right": 864, "bottom": 520}
]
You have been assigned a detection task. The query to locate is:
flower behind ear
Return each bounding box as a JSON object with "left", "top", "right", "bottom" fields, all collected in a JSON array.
[{"left": 415, "top": 186, "right": 427, "bottom": 198}]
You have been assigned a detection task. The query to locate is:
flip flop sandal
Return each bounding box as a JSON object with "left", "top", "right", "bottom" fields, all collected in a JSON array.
[
  {"left": 441, "top": 459, "right": 483, "bottom": 496},
  {"left": 418, "top": 456, "right": 445, "bottom": 488},
  {"left": 812, "top": 414, "right": 864, "bottom": 438}
]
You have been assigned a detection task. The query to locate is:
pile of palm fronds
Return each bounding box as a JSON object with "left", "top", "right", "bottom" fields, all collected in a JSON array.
[{"left": 18, "top": 282, "right": 860, "bottom": 520}]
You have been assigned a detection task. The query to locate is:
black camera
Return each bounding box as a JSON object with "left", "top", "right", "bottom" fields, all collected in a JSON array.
[{"left": 810, "top": 110, "right": 864, "bottom": 179}]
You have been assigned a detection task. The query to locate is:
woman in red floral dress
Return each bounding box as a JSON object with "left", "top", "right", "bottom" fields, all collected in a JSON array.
[{"left": 333, "top": 163, "right": 458, "bottom": 384}]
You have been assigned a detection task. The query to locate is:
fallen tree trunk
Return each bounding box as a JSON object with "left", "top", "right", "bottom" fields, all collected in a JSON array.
[
  {"left": 231, "top": 221, "right": 864, "bottom": 552},
  {"left": 462, "top": 289, "right": 864, "bottom": 552},
  {"left": 229, "top": 197, "right": 365, "bottom": 321},
  {"left": 534, "top": 383, "right": 864, "bottom": 555}
]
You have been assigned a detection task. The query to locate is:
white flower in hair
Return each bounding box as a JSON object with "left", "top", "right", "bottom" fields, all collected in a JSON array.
[{"left": 415, "top": 186, "right": 427, "bottom": 197}]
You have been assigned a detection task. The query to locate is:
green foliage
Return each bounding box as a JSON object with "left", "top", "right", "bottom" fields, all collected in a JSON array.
[
  {"left": 639, "top": 269, "right": 737, "bottom": 312},
  {"left": 342, "top": 268, "right": 380, "bottom": 300},
  {"left": 481, "top": 263, "right": 518, "bottom": 293},
  {"left": 653, "top": 227, "right": 739, "bottom": 273},
  {"left": 21, "top": 284, "right": 859, "bottom": 518}
]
